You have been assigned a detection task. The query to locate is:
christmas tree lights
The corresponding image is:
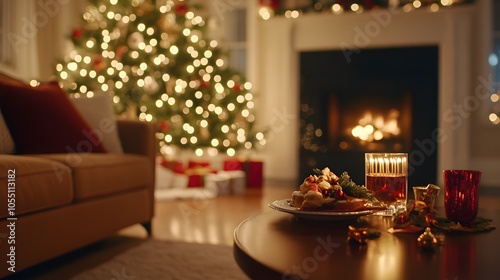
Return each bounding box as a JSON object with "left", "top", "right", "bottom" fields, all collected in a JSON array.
[{"left": 55, "top": 0, "right": 266, "bottom": 156}]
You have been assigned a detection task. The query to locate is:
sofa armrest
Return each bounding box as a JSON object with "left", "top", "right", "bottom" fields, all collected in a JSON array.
[
  {"left": 117, "top": 119, "right": 156, "bottom": 222},
  {"left": 117, "top": 119, "right": 156, "bottom": 160}
]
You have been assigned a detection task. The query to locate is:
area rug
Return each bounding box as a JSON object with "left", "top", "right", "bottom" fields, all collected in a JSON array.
[{"left": 71, "top": 239, "right": 249, "bottom": 280}]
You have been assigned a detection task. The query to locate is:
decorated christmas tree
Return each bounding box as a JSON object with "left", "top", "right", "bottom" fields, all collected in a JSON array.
[{"left": 55, "top": 0, "right": 265, "bottom": 156}]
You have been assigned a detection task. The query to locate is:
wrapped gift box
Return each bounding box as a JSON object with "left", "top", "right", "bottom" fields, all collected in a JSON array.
[
  {"left": 171, "top": 172, "right": 189, "bottom": 189},
  {"left": 245, "top": 161, "right": 264, "bottom": 188},
  {"left": 223, "top": 159, "right": 264, "bottom": 188},
  {"left": 159, "top": 157, "right": 216, "bottom": 188},
  {"left": 223, "top": 159, "right": 243, "bottom": 171},
  {"left": 188, "top": 160, "right": 211, "bottom": 168},
  {"left": 157, "top": 156, "right": 187, "bottom": 189},
  {"left": 160, "top": 157, "right": 185, "bottom": 174},
  {"left": 205, "top": 172, "right": 231, "bottom": 196},
  {"left": 185, "top": 166, "right": 217, "bottom": 188},
  {"left": 219, "top": 170, "right": 246, "bottom": 195},
  {"left": 155, "top": 164, "right": 174, "bottom": 189}
]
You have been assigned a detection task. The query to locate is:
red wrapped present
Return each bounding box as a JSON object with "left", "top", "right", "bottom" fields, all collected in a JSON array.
[
  {"left": 185, "top": 166, "right": 217, "bottom": 188},
  {"left": 245, "top": 160, "right": 264, "bottom": 188},
  {"left": 223, "top": 159, "right": 264, "bottom": 188},
  {"left": 160, "top": 157, "right": 185, "bottom": 174},
  {"left": 223, "top": 159, "right": 243, "bottom": 171},
  {"left": 188, "top": 174, "right": 203, "bottom": 188},
  {"left": 188, "top": 160, "right": 211, "bottom": 169}
]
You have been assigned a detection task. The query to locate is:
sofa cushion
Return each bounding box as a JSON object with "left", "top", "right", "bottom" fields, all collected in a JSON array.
[
  {"left": 0, "top": 155, "right": 74, "bottom": 219},
  {"left": 0, "top": 80, "right": 106, "bottom": 154},
  {"left": 33, "top": 153, "right": 153, "bottom": 200},
  {"left": 71, "top": 93, "right": 124, "bottom": 154}
]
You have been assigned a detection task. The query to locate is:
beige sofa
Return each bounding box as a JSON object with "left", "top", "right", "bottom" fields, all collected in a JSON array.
[{"left": 0, "top": 75, "right": 155, "bottom": 277}]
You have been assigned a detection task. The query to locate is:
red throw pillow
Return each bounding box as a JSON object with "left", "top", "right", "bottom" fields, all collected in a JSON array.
[{"left": 0, "top": 79, "right": 106, "bottom": 154}]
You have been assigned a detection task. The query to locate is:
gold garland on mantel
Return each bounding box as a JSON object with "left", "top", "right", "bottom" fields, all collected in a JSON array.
[{"left": 258, "top": 0, "right": 474, "bottom": 20}]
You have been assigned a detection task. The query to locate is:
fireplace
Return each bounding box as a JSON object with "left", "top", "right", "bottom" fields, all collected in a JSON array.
[
  {"left": 299, "top": 46, "right": 439, "bottom": 187},
  {"left": 253, "top": 8, "right": 475, "bottom": 195}
]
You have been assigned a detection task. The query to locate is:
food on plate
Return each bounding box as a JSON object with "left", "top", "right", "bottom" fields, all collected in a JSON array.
[{"left": 292, "top": 167, "right": 375, "bottom": 211}]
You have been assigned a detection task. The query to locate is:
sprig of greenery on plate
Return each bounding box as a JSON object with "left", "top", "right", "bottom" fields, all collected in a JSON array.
[
  {"left": 337, "top": 172, "right": 374, "bottom": 200},
  {"left": 312, "top": 169, "right": 373, "bottom": 200}
]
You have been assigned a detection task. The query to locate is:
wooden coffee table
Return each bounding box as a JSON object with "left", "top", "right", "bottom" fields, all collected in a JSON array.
[{"left": 233, "top": 208, "right": 500, "bottom": 280}]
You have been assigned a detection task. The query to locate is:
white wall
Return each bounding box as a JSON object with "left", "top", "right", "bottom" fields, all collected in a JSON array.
[
  {"left": 0, "top": 0, "right": 87, "bottom": 81},
  {"left": 470, "top": 0, "right": 500, "bottom": 187}
]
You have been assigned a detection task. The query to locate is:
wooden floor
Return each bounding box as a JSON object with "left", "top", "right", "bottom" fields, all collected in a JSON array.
[
  {"left": 8, "top": 183, "right": 295, "bottom": 279},
  {"left": 8, "top": 183, "right": 500, "bottom": 279}
]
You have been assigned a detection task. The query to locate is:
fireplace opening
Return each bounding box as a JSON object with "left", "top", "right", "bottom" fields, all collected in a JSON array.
[
  {"left": 300, "top": 46, "right": 438, "bottom": 189},
  {"left": 327, "top": 90, "right": 412, "bottom": 152}
]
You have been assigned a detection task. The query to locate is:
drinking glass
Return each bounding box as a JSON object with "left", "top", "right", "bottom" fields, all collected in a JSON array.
[
  {"left": 443, "top": 170, "right": 481, "bottom": 225},
  {"left": 365, "top": 153, "right": 408, "bottom": 215},
  {"left": 413, "top": 184, "right": 440, "bottom": 209}
]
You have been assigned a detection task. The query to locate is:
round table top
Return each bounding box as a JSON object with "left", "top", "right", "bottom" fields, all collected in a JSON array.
[{"left": 233, "top": 208, "right": 500, "bottom": 280}]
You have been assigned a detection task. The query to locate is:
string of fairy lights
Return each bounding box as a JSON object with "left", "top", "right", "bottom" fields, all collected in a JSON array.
[
  {"left": 488, "top": 91, "right": 500, "bottom": 125},
  {"left": 49, "top": 0, "right": 266, "bottom": 156}
]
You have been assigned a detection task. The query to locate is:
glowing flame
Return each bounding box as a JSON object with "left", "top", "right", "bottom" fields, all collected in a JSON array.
[{"left": 351, "top": 110, "right": 401, "bottom": 142}]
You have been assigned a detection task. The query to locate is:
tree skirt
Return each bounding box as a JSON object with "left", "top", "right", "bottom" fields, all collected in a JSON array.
[{"left": 71, "top": 240, "right": 249, "bottom": 280}]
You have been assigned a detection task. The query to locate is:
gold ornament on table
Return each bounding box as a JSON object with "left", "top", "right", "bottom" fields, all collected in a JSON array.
[
  {"left": 393, "top": 184, "right": 441, "bottom": 228},
  {"left": 417, "top": 227, "right": 439, "bottom": 249},
  {"left": 347, "top": 225, "right": 381, "bottom": 245},
  {"left": 347, "top": 225, "right": 370, "bottom": 244}
]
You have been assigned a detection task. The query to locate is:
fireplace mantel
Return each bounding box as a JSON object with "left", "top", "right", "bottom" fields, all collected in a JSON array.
[{"left": 251, "top": 5, "right": 481, "bottom": 189}]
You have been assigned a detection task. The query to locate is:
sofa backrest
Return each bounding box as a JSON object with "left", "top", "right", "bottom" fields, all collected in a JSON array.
[{"left": 0, "top": 71, "right": 20, "bottom": 154}]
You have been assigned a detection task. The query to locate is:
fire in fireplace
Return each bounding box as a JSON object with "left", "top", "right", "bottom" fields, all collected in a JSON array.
[
  {"left": 299, "top": 46, "right": 438, "bottom": 188},
  {"left": 327, "top": 90, "right": 412, "bottom": 152}
]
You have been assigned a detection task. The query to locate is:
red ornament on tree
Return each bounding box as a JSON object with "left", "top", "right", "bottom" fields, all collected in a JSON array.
[
  {"left": 174, "top": 2, "right": 188, "bottom": 15},
  {"left": 233, "top": 83, "right": 241, "bottom": 93},
  {"left": 158, "top": 120, "right": 170, "bottom": 132},
  {"left": 91, "top": 54, "right": 106, "bottom": 72},
  {"left": 198, "top": 78, "right": 210, "bottom": 89},
  {"left": 72, "top": 28, "right": 82, "bottom": 39},
  {"left": 115, "top": 45, "right": 128, "bottom": 61}
]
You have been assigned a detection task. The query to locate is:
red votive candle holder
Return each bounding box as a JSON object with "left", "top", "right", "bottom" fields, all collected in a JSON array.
[{"left": 443, "top": 170, "right": 481, "bottom": 225}]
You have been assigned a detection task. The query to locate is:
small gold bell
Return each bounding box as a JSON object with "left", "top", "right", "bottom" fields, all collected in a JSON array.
[
  {"left": 347, "top": 225, "right": 369, "bottom": 244},
  {"left": 417, "top": 227, "right": 438, "bottom": 249}
]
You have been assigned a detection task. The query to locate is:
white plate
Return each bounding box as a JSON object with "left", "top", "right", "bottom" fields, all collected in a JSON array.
[{"left": 268, "top": 199, "right": 375, "bottom": 221}]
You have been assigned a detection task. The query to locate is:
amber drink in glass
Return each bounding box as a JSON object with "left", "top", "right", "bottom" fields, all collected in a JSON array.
[{"left": 365, "top": 153, "right": 408, "bottom": 215}]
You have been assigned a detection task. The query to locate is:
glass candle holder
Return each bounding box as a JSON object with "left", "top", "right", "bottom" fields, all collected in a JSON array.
[
  {"left": 365, "top": 153, "right": 408, "bottom": 215},
  {"left": 443, "top": 170, "right": 481, "bottom": 225}
]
